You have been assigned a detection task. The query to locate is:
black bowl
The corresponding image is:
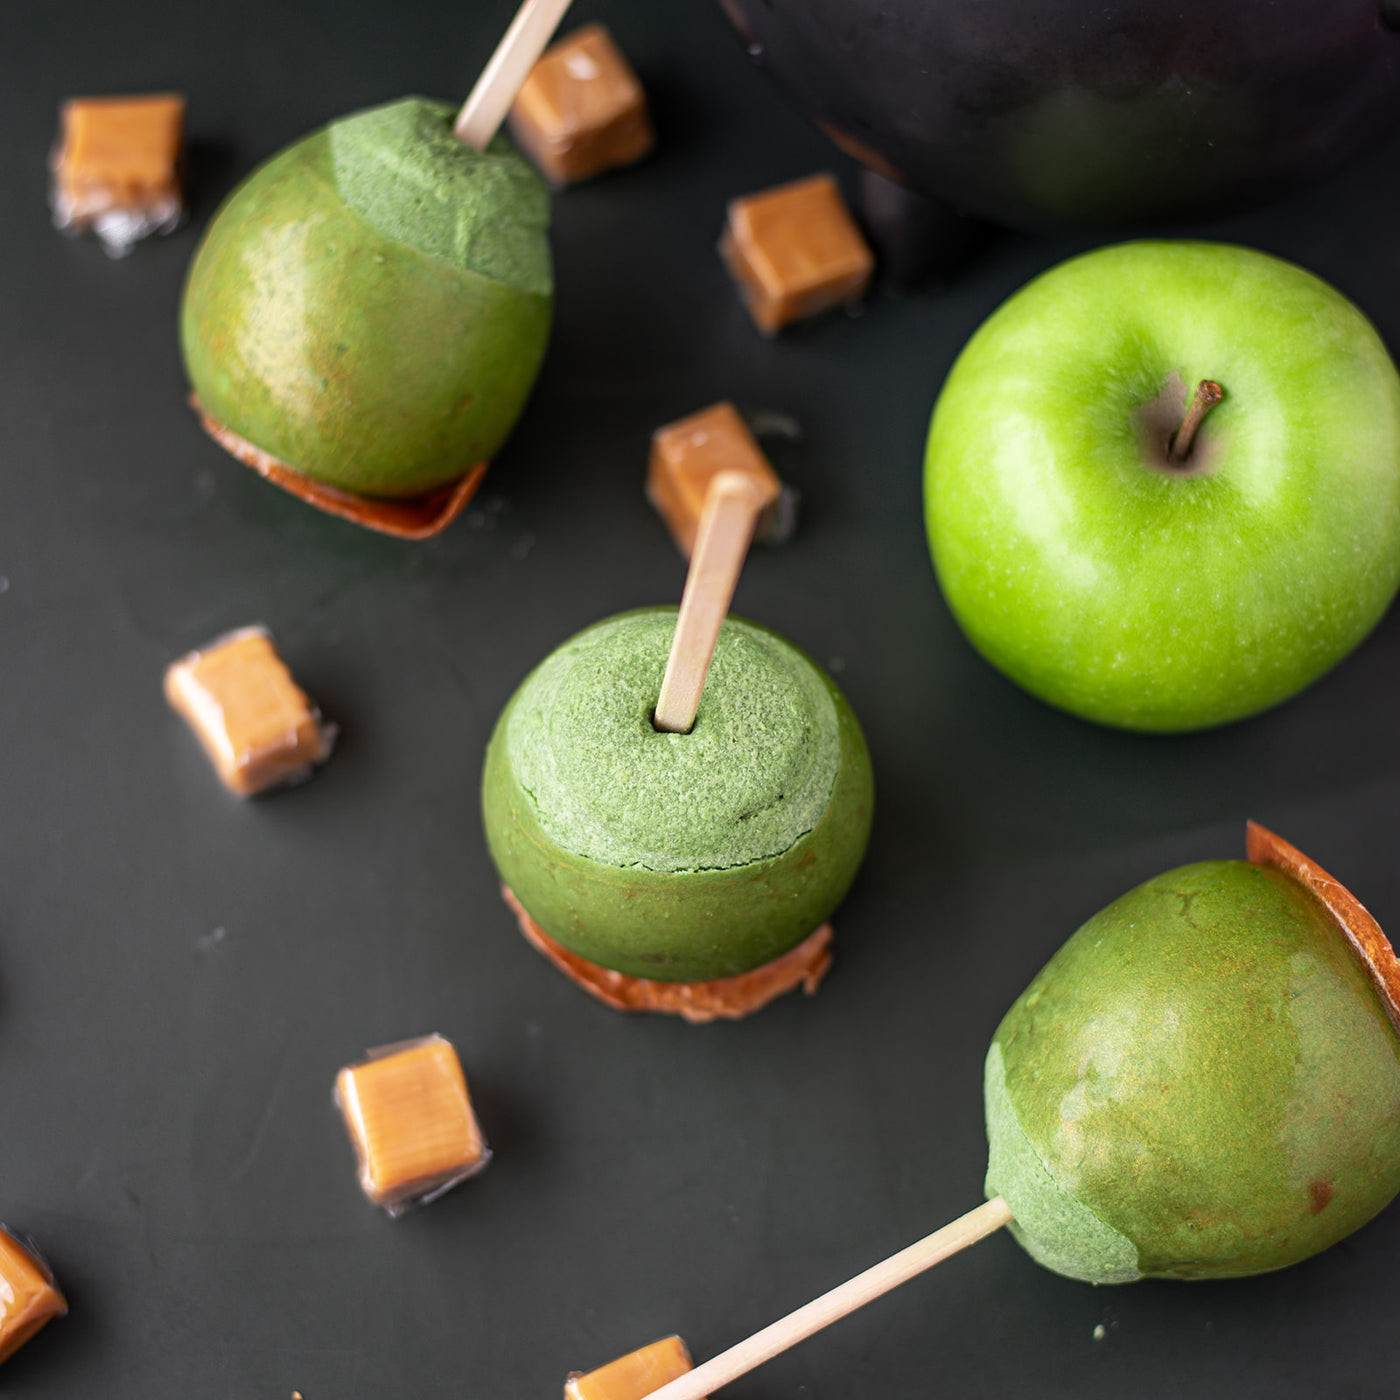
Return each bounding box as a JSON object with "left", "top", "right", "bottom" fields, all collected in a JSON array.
[{"left": 718, "top": 0, "right": 1400, "bottom": 228}]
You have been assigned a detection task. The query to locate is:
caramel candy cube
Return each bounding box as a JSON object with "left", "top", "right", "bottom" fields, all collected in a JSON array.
[
  {"left": 564, "top": 1336, "right": 703, "bottom": 1400},
  {"left": 509, "top": 24, "right": 654, "bottom": 184},
  {"left": 720, "top": 173, "right": 875, "bottom": 334},
  {"left": 50, "top": 94, "right": 184, "bottom": 255},
  {"left": 164, "top": 627, "right": 335, "bottom": 797},
  {"left": 335, "top": 1034, "right": 490, "bottom": 1215},
  {"left": 648, "top": 402, "right": 784, "bottom": 557},
  {"left": 0, "top": 1227, "right": 67, "bottom": 1366}
]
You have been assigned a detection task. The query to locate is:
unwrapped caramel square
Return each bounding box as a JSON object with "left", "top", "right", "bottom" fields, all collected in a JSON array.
[
  {"left": 164, "top": 627, "right": 335, "bottom": 797},
  {"left": 509, "top": 23, "right": 654, "bottom": 184},
  {"left": 648, "top": 402, "right": 784, "bottom": 557},
  {"left": 565, "top": 1335, "right": 702, "bottom": 1400},
  {"left": 720, "top": 173, "right": 874, "bottom": 334},
  {"left": 51, "top": 94, "right": 184, "bottom": 255},
  {"left": 335, "top": 1034, "right": 490, "bottom": 1215},
  {"left": 0, "top": 1226, "right": 66, "bottom": 1367}
]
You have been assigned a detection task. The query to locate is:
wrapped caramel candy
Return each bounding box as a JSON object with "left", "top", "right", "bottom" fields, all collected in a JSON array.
[
  {"left": 565, "top": 1336, "right": 702, "bottom": 1400},
  {"left": 164, "top": 627, "right": 335, "bottom": 797},
  {"left": 334, "top": 1034, "right": 491, "bottom": 1215},
  {"left": 647, "top": 402, "right": 788, "bottom": 557},
  {"left": 720, "top": 173, "right": 874, "bottom": 334},
  {"left": 0, "top": 1226, "right": 66, "bottom": 1366},
  {"left": 50, "top": 94, "right": 184, "bottom": 257},
  {"left": 509, "top": 24, "right": 654, "bottom": 184}
]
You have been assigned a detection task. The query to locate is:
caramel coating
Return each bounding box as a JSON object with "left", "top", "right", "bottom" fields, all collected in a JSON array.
[{"left": 504, "top": 885, "right": 833, "bottom": 1022}]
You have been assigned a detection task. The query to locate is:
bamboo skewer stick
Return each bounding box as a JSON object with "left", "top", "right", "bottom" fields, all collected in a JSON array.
[
  {"left": 643, "top": 1197, "right": 1014, "bottom": 1400},
  {"left": 653, "top": 472, "right": 769, "bottom": 735},
  {"left": 454, "top": 0, "right": 575, "bottom": 150}
]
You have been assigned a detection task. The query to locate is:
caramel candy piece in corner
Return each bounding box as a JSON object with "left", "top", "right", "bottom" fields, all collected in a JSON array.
[
  {"left": 509, "top": 23, "right": 655, "bottom": 184},
  {"left": 165, "top": 627, "right": 335, "bottom": 797},
  {"left": 0, "top": 1226, "right": 67, "bottom": 1366},
  {"left": 720, "top": 173, "right": 875, "bottom": 334},
  {"left": 648, "top": 402, "right": 784, "bottom": 557},
  {"left": 334, "top": 1034, "right": 491, "bottom": 1216},
  {"left": 564, "top": 1336, "right": 703, "bottom": 1400},
  {"left": 51, "top": 94, "right": 184, "bottom": 254}
]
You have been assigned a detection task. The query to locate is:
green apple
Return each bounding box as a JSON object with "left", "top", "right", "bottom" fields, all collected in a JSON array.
[
  {"left": 986, "top": 824, "right": 1400, "bottom": 1283},
  {"left": 181, "top": 97, "right": 551, "bottom": 500},
  {"left": 924, "top": 241, "right": 1400, "bottom": 731}
]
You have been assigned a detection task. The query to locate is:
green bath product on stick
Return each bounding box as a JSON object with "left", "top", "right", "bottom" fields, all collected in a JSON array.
[
  {"left": 619, "top": 824, "right": 1400, "bottom": 1400},
  {"left": 481, "top": 607, "right": 874, "bottom": 1013},
  {"left": 179, "top": 0, "right": 576, "bottom": 534},
  {"left": 985, "top": 821, "right": 1400, "bottom": 1282},
  {"left": 180, "top": 97, "right": 551, "bottom": 509}
]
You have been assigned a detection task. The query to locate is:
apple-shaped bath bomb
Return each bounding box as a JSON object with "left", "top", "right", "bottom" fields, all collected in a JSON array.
[
  {"left": 180, "top": 96, "right": 551, "bottom": 501},
  {"left": 481, "top": 608, "right": 873, "bottom": 984},
  {"left": 571, "top": 836, "right": 1396, "bottom": 1398},
  {"left": 986, "top": 824, "right": 1400, "bottom": 1283},
  {"left": 925, "top": 241, "right": 1400, "bottom": 731}
]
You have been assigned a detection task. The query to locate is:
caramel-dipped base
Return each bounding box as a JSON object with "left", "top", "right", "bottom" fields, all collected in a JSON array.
[
  {"left": 501, "top": 885, "right": 833, "bottom": 1023},
  {"left": 191, "top": 396, "right": 487, "bottom": 540},
  {"left": 1247, "top": 820, "right": 1400, "bottom": 1033}
]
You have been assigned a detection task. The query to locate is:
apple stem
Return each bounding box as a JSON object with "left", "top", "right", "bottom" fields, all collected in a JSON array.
[{"left": 1168, "top": 380, "right": 1224, "bottom": 464}]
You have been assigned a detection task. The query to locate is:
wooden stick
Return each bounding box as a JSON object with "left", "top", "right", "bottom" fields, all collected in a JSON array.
[
  {"left": 454, "top": 0, "right": 575, "bottom": 150},
  {"left": 653, "top": 472, "right": 768, "bottom": 735},
  {"left": 642, "top": 1197, "right": 1013, "bottom": 1400}
]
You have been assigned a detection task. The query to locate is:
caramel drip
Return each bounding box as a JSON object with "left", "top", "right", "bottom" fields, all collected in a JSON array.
[
  {"left": 501, "top": 885, "right": 833, "bottom": 1023},
  {"left": 1247, "top": 820, "right": 1400, "bottom": 1036},
  {"left": 191, "top": 397, "right": 485, "bottom": 540}
]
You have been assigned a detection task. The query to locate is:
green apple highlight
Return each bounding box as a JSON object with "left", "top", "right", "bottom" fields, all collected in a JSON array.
[{"left": 924, "top": 241, "right": 1400, "bottom": 731}]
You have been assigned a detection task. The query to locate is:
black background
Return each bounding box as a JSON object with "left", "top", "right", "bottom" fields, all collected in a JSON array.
[{"left": 4, "top": 2, "right": 1400, "bottom": 1396}]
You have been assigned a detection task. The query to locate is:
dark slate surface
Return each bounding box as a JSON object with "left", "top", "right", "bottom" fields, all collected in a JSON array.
[{"left": 3, "top": 2, "right": 1400, "bottom": 1396}]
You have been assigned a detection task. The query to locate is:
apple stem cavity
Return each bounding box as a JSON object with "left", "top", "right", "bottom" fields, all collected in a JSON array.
[{"left": 1168, "top": 379, "right": 1225, "bottom": 465}]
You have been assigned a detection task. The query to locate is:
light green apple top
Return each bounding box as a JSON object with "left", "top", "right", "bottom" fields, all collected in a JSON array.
[
  {"left": 925, "top": 240, "right": 1400, "bottom": 731},
  {"left": 502, "top": 609, "right": 842, "bottom": 873}
]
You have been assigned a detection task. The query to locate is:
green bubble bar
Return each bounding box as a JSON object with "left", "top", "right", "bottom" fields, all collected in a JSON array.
[
  {"left": 180, "top": 97, "right": 552, "bottom": 499},
  {"left": 985, "top": 826, "right": 1400, "bottom": 1283},
  {"left": 481, "top": 608, "right": 875, "bottom": 982}
]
